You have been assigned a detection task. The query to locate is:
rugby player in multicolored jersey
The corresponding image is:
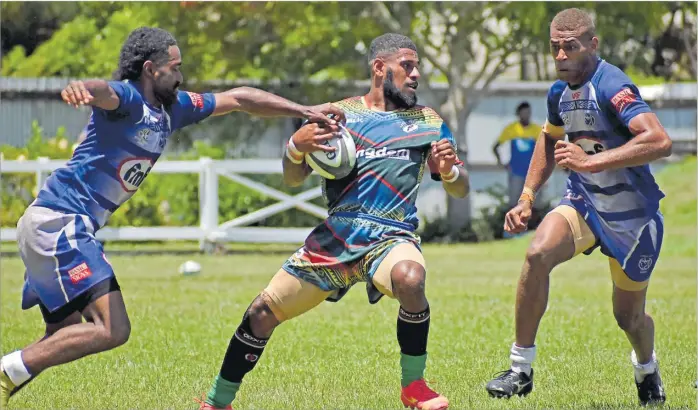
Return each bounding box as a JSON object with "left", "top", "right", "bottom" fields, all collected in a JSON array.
[
  {"left": 200, "top": 33, "right": 469, "bottom": 410},
  {"left": 485, "top": 9, "right": 672, "bottom": 406},
  {"left": 0, "top": 27, "right": 344, "bottom": 407}
]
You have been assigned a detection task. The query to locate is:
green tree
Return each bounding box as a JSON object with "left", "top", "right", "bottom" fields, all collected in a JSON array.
[
  {"left": 523, "top": 2, "right": 696, "bottom": 83},
  {"left": 0, "top": 2, "right": 81, "bottom": 55},
  {"left": 3, "top": 2, "right": 693, "bottom": 231}
]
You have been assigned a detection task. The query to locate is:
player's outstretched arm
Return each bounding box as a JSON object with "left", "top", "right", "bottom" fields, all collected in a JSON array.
[
  {"left": 212, "top": 87, "right": 345, "bottom": 125},
  {"left": 282, "top": 123, "right": 340, "bottom": 187},
  {"left": 61, "top": 80, "right": 120, "bottom": 111}
]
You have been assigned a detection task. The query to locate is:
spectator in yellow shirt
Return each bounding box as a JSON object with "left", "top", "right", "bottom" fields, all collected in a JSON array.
[{"left": 492, "top": 102, "right": 543, "bottom": 208}]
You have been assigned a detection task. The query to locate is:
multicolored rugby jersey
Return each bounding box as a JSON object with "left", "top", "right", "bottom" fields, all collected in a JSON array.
[
  {"left": 21, "top": 80, "right": 216, "bottom": 314},
  {"left": 545, "top": 58, "right": 665, "bottom": 281},
  {"left": 283, "top": 96, "right": 462, "bottom": 302}
]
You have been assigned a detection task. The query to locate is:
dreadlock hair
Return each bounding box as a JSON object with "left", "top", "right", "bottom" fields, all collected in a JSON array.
[{"left": 113, "top": 27, "right": 177, "bottom": 81}]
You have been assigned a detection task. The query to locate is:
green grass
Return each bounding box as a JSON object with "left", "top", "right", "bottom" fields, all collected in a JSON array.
[{"left": 1, "top": 158, "right": 696, "bottom": 409}]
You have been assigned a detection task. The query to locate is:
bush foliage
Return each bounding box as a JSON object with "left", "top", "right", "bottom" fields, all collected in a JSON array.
[{"left": 1, "top": 122, "right": 537, "bottom": 243}]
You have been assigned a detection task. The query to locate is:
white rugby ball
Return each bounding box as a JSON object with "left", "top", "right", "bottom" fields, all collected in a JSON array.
[
  {"left": 305, "top": 125, "right": 356, "bottom": 180},
  {"left": 179, "top": 260, "right": 201, "bottom": 276}
]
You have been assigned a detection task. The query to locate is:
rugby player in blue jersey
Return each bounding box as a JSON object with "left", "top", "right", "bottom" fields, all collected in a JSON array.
[
  {"left": 0, "top": 27, "right": 344, "bottom": 407},
  {"left": 485, "top": 9, "right": 672, "bottom": 406}
]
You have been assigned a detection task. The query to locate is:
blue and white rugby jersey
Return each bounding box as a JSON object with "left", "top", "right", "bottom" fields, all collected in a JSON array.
[
  {"left": 34, "top": 80, "right": 216, "bottom": 228},
  {"left": 544, "top": 58, "right": 665, "bottom": 232}
]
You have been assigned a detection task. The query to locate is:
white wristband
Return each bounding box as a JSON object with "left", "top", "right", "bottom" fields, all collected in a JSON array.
[
  {"left": 440, "top": 165, "right": 459, "bottom": 183},
  {"left": 286, "top": 138, "right": 304, "bottom": 165}
]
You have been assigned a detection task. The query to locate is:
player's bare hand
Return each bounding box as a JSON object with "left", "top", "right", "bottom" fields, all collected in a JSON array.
[
  {"left": 504, "top": 201, "right": 532, "bottom": 234},
  {"left": 61, "top": 81, "right": 94, "bottom": 109},
  {"left": 554, "top": 140, "right": 595, "bottom": 173},
  {"left": 304, "top": 103, "right": 346, "bottom": 126},
  {"left": 430, "top": 139, "right": 458, "bottom": 174},
  {"left": 291, "top": 122, "right": 340, "bottom": 153}
]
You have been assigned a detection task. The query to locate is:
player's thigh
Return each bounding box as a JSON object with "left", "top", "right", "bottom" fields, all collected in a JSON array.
[
  {"left": 81, "top": 281, "right": 130, "bottom": 343},
  {"left": 529, "top": 205, "right": 596, "bottom": 267},
  {"left": 260, "top": 268, "right": 332, "bottom": 323},
  {"left": 371, "top": 242, "right": 426, "bottom": 299},
  {"left": 610, "top": 259, "right": 649, "bottom": 322},
  {"left": 609, "top": 258, "right": 650, "bottom": 293}
]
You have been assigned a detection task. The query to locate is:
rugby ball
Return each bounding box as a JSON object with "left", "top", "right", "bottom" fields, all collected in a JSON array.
[
  {"left": 179, "top": 260, "right": 201, "bottom": 276},
  {"left": 305, "top": 125, "right": 356, "bottom": 180}
]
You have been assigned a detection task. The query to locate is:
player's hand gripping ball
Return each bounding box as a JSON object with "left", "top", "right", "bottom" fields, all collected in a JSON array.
[
  {"left": 304, "top": 124, "right": 356, "bottom": 180},
  {"left": 305, "top": 103, "right": 347, "bottom": 125}
]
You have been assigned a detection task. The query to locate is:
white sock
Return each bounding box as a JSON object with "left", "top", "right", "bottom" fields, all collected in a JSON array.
[
  {"left": 631, "top": 350, "right": 658, "bottom": 382},
  {"left": 1, "top": 351, "right": 31, "bottom": 386},
  {"left": 510, "top": 343, "right": 536, "bottom": 376}
]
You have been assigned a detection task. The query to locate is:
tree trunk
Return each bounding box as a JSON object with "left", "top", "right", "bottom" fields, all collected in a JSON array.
[{"left": 520, "top": 47, "right": 530, "bottom": 81}]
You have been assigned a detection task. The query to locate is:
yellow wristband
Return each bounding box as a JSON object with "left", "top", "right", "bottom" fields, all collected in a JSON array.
[
  {"left": 286, "top": 138, "right": 304, "bottom": 164},
  {"left": 440, "top": 165, "right": 459, "bottom": 183},
  {"left": 518, "top": 187, "right": 536, "bottom": 204}
]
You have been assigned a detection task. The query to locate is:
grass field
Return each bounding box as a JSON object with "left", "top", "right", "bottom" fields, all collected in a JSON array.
[{"left": 1, "top": 158, "right": 696, "bottom": 409}]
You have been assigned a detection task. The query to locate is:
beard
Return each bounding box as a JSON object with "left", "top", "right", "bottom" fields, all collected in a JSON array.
[
  {"left": 154, "top": 82, "right": 180, "bottom": 107},
  {"left": 383, "top": 69, "right": 417, "bottom": 109}
]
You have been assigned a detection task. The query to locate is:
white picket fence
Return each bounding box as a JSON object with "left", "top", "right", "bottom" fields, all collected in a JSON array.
[{"left": 0, "top": 157, "right": 324, "bottom": 249}]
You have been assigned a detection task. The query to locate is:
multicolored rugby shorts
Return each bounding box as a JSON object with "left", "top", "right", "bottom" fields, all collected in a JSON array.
[{"left": 282, "top": 212, "right": 421, "bottom": 303}]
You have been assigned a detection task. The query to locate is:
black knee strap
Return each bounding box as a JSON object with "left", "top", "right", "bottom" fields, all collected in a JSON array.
[{"left": 235, "top": 314, "right": 268, "bottom": 349}]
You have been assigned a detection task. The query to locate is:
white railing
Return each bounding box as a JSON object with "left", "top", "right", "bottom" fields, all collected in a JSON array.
[{"left": 0, "top": 157, "right": 324, "bottom": 250}]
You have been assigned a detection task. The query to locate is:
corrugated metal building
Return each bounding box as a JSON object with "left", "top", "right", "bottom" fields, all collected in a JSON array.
[
  {"left": 1, "top": 77, "right": 695, "bottom": 218},
  {"left": 2, "top": 77, "right": 695, "bottom": 162}
]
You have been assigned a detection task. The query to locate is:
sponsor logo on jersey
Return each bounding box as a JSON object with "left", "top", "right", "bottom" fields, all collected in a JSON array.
[
  {"left": 68, "top": 262, "right": 92, "bottom": 284},
  {"left": 573, "top": 136, "right": 606, "bottom": 156},
  {"left": 559, "top": 99, "right": 600, "bottom": 112},
  {"left": 584, "top": 112, "right": 596, "bottom": 127},
  {"left": 346, "top": 116, "right": 364, "bottom": 124},
  {"left": 186, "top": 92, "right": 204, "bottom": 111},
  {"left": 611, "top": 88, "right": 637, "bottom": 113},
  {"left": 135, "top": 128, "right": 151, "bottom": 147},
  {"left": 399, "top": 120, "right": 419, "bottom": 133},
  {"left": 356, "top": 147, "right": 410, "bottom": 161},
  {"left": 572, "top": 91, "right": 582, "bottom": 100},
  {"left": 118, "top": 157, "right": 154, "bottom": 192}
]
